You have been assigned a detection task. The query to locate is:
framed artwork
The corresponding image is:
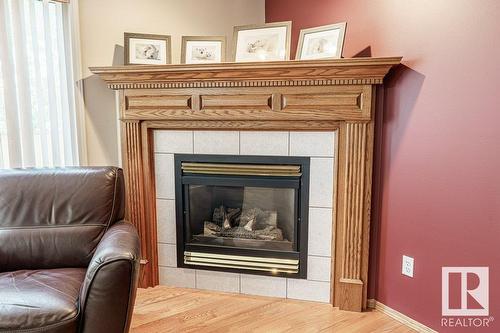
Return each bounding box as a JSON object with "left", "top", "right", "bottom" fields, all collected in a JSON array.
[
  {"left": 181, "top": 36, "right": 226, "bottom": 64},
  {"left": 124, "top": 32, "right": 171, "bottom": 65},
  {"left": 233, "top": 21, "right": 291, "bottom": 62},
  {"left": 296, "top": 22, "right": 347, "bottom": 60}
]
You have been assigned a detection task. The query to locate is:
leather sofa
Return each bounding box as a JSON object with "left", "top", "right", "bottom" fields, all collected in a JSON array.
[{"left": 0, "top": 167, "right": 140, "bottom": 333}]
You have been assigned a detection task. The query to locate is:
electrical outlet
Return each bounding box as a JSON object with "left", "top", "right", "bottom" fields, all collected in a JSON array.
[{"left": 402, "top": 255, "right": 414, "bottom": 277}]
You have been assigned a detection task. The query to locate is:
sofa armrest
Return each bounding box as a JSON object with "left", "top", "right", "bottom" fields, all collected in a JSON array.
[{"left": 79, "top": 221, "right": 140, "bottom": 333}]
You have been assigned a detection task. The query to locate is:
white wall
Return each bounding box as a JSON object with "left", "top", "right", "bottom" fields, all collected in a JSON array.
[{"left": 78, "top": 0, "right": 265, "bottom": 165}]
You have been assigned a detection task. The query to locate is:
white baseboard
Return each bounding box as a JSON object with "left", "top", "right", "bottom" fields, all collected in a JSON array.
[{"left": 367, "top": 299, "right": 437, "bottom": 333}]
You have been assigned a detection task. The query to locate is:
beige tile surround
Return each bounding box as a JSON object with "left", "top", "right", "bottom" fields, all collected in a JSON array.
[{"left": 155, "top": 130, "right": 335, "bottom": 303}]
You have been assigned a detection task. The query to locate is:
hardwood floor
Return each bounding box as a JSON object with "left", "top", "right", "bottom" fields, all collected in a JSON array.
[{"left": 131, "top": 286, "right": 415, "bottom": 332}]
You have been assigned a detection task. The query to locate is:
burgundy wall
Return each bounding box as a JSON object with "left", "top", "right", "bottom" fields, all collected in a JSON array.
[{"left": 266, "top": 1, "right": 500, "bottom": 331}]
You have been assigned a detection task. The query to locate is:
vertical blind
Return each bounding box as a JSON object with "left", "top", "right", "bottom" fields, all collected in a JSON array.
[{"left": 0, "top": 0, "right": 79, "bottom": 168}]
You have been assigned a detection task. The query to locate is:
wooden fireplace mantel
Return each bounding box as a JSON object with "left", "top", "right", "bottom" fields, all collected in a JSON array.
[{"left": 91, "top": 57, "right": 401, "bottom": 312}]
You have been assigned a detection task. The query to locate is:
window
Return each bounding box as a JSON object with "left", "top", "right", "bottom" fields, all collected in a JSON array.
[{"left": 0, "top": 0, "right": 80, "bottom": 168}]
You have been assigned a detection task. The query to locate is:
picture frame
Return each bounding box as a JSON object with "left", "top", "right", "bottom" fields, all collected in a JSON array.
[
  {"left": 296, "top": 22, "right": 347, "bottom": 60},
  {"left": 232, "top": 21, "right": 292, "bottom": 62},
  {"left": 124, "top": 32, "right": 172, "bottom": 65},
  {"left": 181, "top": 36, "right": 226, "bottom": 64}
]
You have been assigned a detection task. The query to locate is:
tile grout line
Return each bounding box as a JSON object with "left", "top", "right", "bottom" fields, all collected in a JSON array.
[
  {"left": 191, "top": 131, "right": 195, "bottom": 154},
  {"left": 309, "top": 205, "right": 334, "bottom": 209},
  {"left": 238, "top": 131, "right": 241, "bottom": 155},
  {"left": 157, "top": 241, "right": 176, "bottom": 245},
  {"left": 156, "top": 197, "right": 175, "bottom": 201},
  {"left": 305, "top": 278, "right": 332, "bottom": 283},
  {"left": 287, "top": 131, "right": 291, "bottom": 156},
  {"left": 307, "top": 254, "right": 332, "bottom": 259}
]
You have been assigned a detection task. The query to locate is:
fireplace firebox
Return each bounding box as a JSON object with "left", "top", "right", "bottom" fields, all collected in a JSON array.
[{"left": 174, "top": 154, "right": 310, "bottom": 278}]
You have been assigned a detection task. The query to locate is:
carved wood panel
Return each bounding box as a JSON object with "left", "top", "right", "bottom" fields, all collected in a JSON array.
[
  {"left": 200, "top": 94, "right": 272, "bottom": 110},
  {"left": 122, "top": 85, "right": 371, "bottom": 121},
  {"left": 126, "top": 94, "right": 192, "bottom": 109}
]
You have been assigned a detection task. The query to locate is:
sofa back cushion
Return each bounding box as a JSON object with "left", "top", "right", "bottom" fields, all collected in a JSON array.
[{"left": 0, "top": 167, "right": 125, "bottom": 271}]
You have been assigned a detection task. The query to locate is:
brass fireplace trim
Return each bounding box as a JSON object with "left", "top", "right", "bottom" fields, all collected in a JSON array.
[
  {"left": 185, "top": 262, "right": 298, "bottom": 274},
  {"left": 184, "top": 251, "right": 299, "bottom": 273},
  {"left": 185, "top": 251, "right": 299, "bottom": 264},
  {"left": 181, "top": 162, "right": 302, "bottom": 177}
]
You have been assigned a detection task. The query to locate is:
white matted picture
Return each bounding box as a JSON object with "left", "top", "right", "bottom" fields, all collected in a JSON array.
[
  {"left": 181, "top": 36, "right": 226, "bottom": 64},
  {"left": 124, "top": 32, "right": 171, "bottom": 65},
  {"left": 296, "top": 22, "right": 347, "bottom": 60},
  {"left": 233, "top": 21, "right": 291, "bottom": 62}
]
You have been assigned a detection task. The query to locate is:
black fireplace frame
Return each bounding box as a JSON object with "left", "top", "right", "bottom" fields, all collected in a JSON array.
[{"left": 174, "top": 154, "right": 310, "bottom": 278}]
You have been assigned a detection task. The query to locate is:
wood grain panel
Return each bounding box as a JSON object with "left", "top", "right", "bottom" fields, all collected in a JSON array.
[
  {"left": 141, "top": 123, "right": 159, "bottom": 287},
  {"left": 126, "top": 95, "right": 191, "bottom": 109},
  {"left": 283, "top": 85, "right": 371, "bottom": 119},
  {"left": 144, "top": 120, "right": 340, "bottom": 131},
  {"left": 90, "top": 57, "right": 401, "bottom": 89},
  {"left": 121, "top": 120, "right": 151, "bottom": 287},
  {"left": 124, "top": 85, "right": 369, "bottom": 96},
  {"left": 123, "top": 108, "right": 368, "bottom": 121},
  {"left": 334, "top": 120, "right": 374, "bottom": 312},
  {"left": 121, "top": 86, "right": 371, "bottom": 121},
  {"left": 283, "top": 93, "right": 360, "bottom": 108},
  {"left": 201, "top": 94, "right": 272, "bottom": 110}
]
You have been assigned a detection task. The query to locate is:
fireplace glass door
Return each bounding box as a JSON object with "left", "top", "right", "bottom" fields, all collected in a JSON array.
[
  {"left": 175, "top": 154, "right": 310, "bottom": 278},
  {"left": 187, "top": 184, "right": 297, "bottom": 252}
]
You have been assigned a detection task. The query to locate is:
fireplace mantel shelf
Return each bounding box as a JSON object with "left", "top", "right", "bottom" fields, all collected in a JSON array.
[
  {"left": 91, "top": 56, "right": 401, "bottom": 312},
  {"left": 90, "top": 57, "right": 401, "bottom": 89}
]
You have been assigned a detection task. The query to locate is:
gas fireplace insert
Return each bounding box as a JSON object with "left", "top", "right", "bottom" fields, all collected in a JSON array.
[{"left": 174, "top": 154, "right": 310, "bottom": 278}]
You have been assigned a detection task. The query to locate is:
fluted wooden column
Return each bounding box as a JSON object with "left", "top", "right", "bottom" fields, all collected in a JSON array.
[
  {"left": 334, "top": 120, "right": 374, "bottom": 311},
  {"left": 121, "top": 120, "right": 155, "bottom": 287}
]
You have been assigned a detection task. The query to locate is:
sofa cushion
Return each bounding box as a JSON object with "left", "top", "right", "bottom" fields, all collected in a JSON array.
[
  {"left": 0, "top": 268, "right": 85, "bottom": 332},
  {"left": 0, "top": 167, "right": 125, "bottom": 271}
]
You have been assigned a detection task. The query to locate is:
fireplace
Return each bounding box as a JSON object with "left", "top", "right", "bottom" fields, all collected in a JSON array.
[
  {"left": 174, "top": 154, "right": 310, "bottom": 278},
  {"left": 92, "top": 57, "right": 402, "bottom": 310}
]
